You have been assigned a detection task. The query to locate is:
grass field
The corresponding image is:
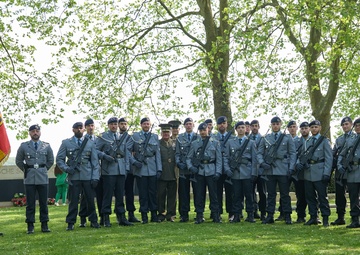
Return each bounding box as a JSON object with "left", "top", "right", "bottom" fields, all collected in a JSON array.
[{"left": 0, "top": 202, "right": 359, "bottom": 255}]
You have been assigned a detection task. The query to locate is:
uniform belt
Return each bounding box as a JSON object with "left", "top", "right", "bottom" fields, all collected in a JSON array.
[
  {"left": 351, "top": 161, "right": 360, "bottom": 166},
  {"left": 309, "top": 159, "right": 325, "bottom": 164},
  {"left": 116, "top": 154, "right": 124, "bottom": 158},
  {"left": 200, "top": 160, "right": 215, "bottom": 164},
  {"left": 27, "top": 164, "right": 46, "bottom": 169}
]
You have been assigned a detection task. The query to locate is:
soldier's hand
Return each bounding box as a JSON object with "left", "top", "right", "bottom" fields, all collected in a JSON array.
[
  {"left": 177, "top": 162, "right": 187, "bottom": 171},
  {"left": 295, "top": 163, "right": 304, "bottom": 172},
  {"left": 322, "top": 175, "right": 330, "bottom": 184},
  {"left": 91, "top": 180, "right": 99, "bottom": 189},
  {"left": 66, "top": 166, "right": 75, "bottom": 175},
  {"left": 225, "top": 170, "right": 233, "bottom": 178},
  {"left": 212, "top": 173, "right": 221, "bottom": 181},
  {"left": 260, "top": 162, "right": 271, "bottom": 170},
  {"left": 103, "top": 154, "right": 115, "bottom": 162},
  {"left": 189, "top": 166, "right": 198, "bottom": 174},
  {"left": 156, "top": 171, "right": 162, "bottom": 180},
  {"left": 338, "top": 166, "right": 346, "bottom": 174},
  {"left": 133, "top": 160, "right": 143, "bottom": 169}
]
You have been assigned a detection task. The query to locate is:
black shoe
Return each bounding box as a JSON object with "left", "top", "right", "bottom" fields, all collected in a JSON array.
[
  {"left": 141, "top": 212, "right": 148, "bottom": 224},
  {"left": 158, "top": 214, "right": 166, "bottom": 222},
  {"left": 151, "top": 211, "right": 160, "bottom": 223},
  {"left": 262, "top": 215, "right": 274, "bottom": 224},
  {"left": 260, "top": 213, "right": 266, "bottom": 221},
  {"left": 180, "top": 214, "right": 189, "bottom": 223},
  {"left": 285, "top": 214, "right": 292, "bottom": 225},
  {"left": 346, "top": 217, "right": 360, "bottom": 228},
  {"left": 275, "top": 214, "right": 284, "bottom": 221},
  {"left": 323, "top": 216, "right": 329, "bottom": 227},
  {"left": 304, "top": 217, "right": 318, "bottom": 226},
  {"left": 330, "top": 218, "right": 346, "bottom": 226},
  {"left": 103, "top": 214, "right": 111, "bottom": 227},
  {"left": 296, "top": 217, "right": 306, "bottom": 223},
  {"left": 194, "top": 213, "right": 205, "bottom": 224},
  {"left": 66, "top": 223, "right": 74, "bottom": 231},
  {"left": 230, "top": 214, "right": 240, "bottom": 223},
  {"left": 128, "top": 212, "right": 140, "bottom": 223},
  {"left": 254, "top": 212, "right": 261, "bottom": 219},
  {"left": 118, "top": 213, "right": 134, "bottom": 226},
  {"left": 41, "top": 222, "right": 51, "bottom": 233},
  {"left": 99, "top": 215, "right": 104, "bottom": 225},
  {"left": 27, "top": 223, "right": 34, "bottom": 234},
  {"left": 79, "top": 217, "right": 86, "bottom": 227},
  {"left": 90, "top": 222, "right": 101, "bottom": 228},
  {"left": 246, "top": 213, "right": 256, "bottom": 223}
]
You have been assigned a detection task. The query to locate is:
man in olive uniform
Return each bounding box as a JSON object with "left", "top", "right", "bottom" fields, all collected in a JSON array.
[
  {"left": 56, "top": 122, "right": 100, "bottom": 230},
  {"left": 16, "top": 124, "right": 54, "bottom": 234},
  {"left": 224, "top": 121, "right": 257, "bottom": 223},
  {"left": 187, "top": 122, "right": 222, "bottom": 224},
  {"left": 338, "top": 117, "right": 360, "bottom": 228},
  {"left": 297, "top": 120, "right": 332, "bottom": 227},
  {"left": 331, "top": 117, "right": 354, "bottom": 225},
  {"left": 214, "top": 116, "right": 234, "bottom": 220},
  {"left": 129, "top": 117, "right": 162, "bottom": 224},
  {"left": 96, "top": 117, "right": 132, "bottom": 227},
  {"left": 157, "top": 123, "right": 177, "bottom": 222},
  {"left": 257, "top": 117, "right": 296, "bottom": 225},
  {"left": 175, "top": 117, "right": 198, "bottom": 222}
]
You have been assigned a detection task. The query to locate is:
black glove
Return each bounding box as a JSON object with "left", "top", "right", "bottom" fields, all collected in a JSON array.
[
  {"left": 177, "top": 162, "right": 187, "bottom": 171},
  {"left": 338, "top": 166, "right": 346, "bottom": 174},
  {"left": 225, "top": 170, "right": 233, "bottom": 178},
  {"left": 251, "top": 175, "right": 257, "bottom": 183},
  {"left": 103, "top": 154, "right": 115, "bottom": 162},
  {"left": 289, "top": 169, "right": 296, "bottom": 175},
  {"left": 91, "top": 180, "right": 99, "bottom": 189},
  {"left": 322, "top": 175, "right": 330, "bottom": 184},
  {"left": 156, "top": 171, "right": 162, "bottom": 180},
  {"left": 260, "top": 162, "right": 271, "bottom": 170},
  {"left": 67, "top": 166, "right": 75, "bottom": 175},
  {"left": 295, "top": 163, "right": 304, "bottom": 172},
  {"left": 133, "top": 160, "right": 143, "bottom": 169},
  {"left": 213, "top": 173, "right": 221, "bottom": 181},
  {"left": 189, "top": 166, "right": 198, "bottom": 174}
]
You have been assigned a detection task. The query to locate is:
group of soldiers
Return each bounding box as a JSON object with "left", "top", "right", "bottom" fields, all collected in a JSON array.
[{"left": 14, "top": 115, "right": 360, "bottom": 234}]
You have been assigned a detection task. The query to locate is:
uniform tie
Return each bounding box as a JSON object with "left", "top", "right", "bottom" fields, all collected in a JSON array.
[
  {"left": 78, "top": 138, "right": 82, "bottom": 146},
  {"left": 239, "top": 138, "right": 242, "bottom": 146},
  {"left": 114, "top": 133, "right": 117, "bottom": 141},
  {"left": 89, "top": 135, "right": 92, "bottom": 140},
  {"left": 188, "top": 133, "right": 191, "bottom": 141},
  {"left": 34, "top": 142, "right": 38, "bottom": 150},
  {"left": 252, "top": 135, "right": 256, "bottom": 140},
  {"left": 222, "top": 134, "right": 225, "bottom": 141},
  {"left": 274, "top": 133, "right": 278, "bottom": 141}
]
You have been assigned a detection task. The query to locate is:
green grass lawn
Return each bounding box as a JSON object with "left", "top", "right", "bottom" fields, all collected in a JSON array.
[{"left": 0, "top": 202, "right": 359, "bottom": 255}]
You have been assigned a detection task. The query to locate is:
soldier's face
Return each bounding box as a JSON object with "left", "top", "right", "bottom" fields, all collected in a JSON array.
[
  {"left": 141, "top": 121, "right": 151, "bottom": 132},
  {"left": 300, "top": 126, "right": 310, "bottom": 137},
  {"left": 271, "top": 122, "right": 281, "bottom": 132},
  {"left": 200, "top": 129, "right": 208, "bottom": 138},
  {"left": 161, "top": 131, "right": 171, "bottom": 140},
  {"left": 236, "top": 125, "right": 246, "bottom": 136},
  {"left": 207, "top": 123, "right": 213, "bottom": 133},
  {"left": 355, "top": 123, "right": 360, "bottom": 134},
  {"left": 217, "top": 122, "right": 227, "bottom": 133},
  {"left": 310, "top": 125, "right": 321, "bottom": 135},
  {"left": 341, "top": 121, "right": 352, "bottom": 133},
  {"left": 118, "top": 122, "right": 128, "bottom": 132},
  {"left": 73, "top": 127, "right": 84, "bottom": 138},
  {"left": 184, "top": 122, "right": 194, "bottom": 133},
  {"left": 250, "top": 124, "right": 260, "bottom": 134},
  {"left": 171, "top": 127, "right": 179, "bottom": 136},
  {"left": 245, "top": 125, "right": 250, "bottom": 133},
  {"left": 108, "top": 122, "right": 118, "bottom": 132},
  {"left": 29, "top": 129, "right": 41, "bottom": 141},
  {"left": 85, "top": 124, "right": 95, "bottom": 135},
  {"left": 287, "top": 124, "right": 298, "bottom": 136}
]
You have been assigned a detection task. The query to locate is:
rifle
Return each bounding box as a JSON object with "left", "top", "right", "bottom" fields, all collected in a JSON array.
[
  {"left": 23, "top": 165, "right": 29, "bottom": 179},
  {"left": 229, "top": 138, "right": 251, "bottom": 171},
  {"left": 220, "top": 130, "right": 233, "bottom": 153},
  {"left": 263, "top": 128, "right": 287, "bottom": 166},
  {"left": 190, "top": 135, "right": 211, "bottom": 183},
  {"left": 136, "top": 124, "right": 154, "bottom": 165},
  {"left": 343, "top": 134, "right": 360, "bottom": 172},
  {"left": 178, "top": 132, "right": 198, "bottom": 180},
  {"left": 105, "top": 130, "right": 130, "bottom": 161},
  {"left": 68, "top": 136, "right": 89, "bottom": 173}
]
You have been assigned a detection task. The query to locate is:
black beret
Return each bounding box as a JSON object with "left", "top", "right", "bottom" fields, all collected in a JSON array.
[
  {"left": 107, "top": 117, "right": 118, "bottom": 124},
  {"left": 84, "top": 119, "right": 94, "bottom": 126},
  {"left": 309, "top": 120, "right": 321, "bottom": 127},
  {"left": 29, "top": 124, "right": 40, "bottom": 131},
  {"left": 168, "top": 120, "right": 181, "bottom": 128},
  {"left": 183, "top": 117, "right": 193, "bottom": 125},
  {"left": 198, "top": 122, "right": 208, "bottom": 130},
  {"left": 235, "top": 121, "right": 245, "bottom": 129},
  {"left": 140, "top": 117, "right": 150, "bottom": 124},
  {"left": 271, "top": 116, "right": 282, "bottom": 123},
  {"left": 216, "top": 116, "right": 227, "bottom": 124},
  {"left": 205, "top": 119, "right": 213, "bottom": 124},
  {"left": 118, "top": 117, "right": 127, "bottom": 123},
  {"left": 72, "top": 122, "right": 83, "bottom": 129},
  {"left": 341, "top": 117, "right": 352, "bottom": 125},
  {"left": 159, "top": 123, "right": 172, "bottom": 131},
  {"left": 353, "top": 118, "right": 360, "bottom": 125},
  {"left": 287, "top": 120, "right": 296, "bottom": 128},
  {"left": 299, "top": 121, "right": 309, "bottom": 128},
  {"left": 250, "top": 120, "right": 259, "bottom": 125},
  {"left": 245, "top": 121, "right": 250, "bottom": 125}
]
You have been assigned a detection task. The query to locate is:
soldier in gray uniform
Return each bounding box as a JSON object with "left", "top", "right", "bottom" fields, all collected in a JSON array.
[
  {"left": 157, "top": 123, "right": 177, "bottom": 222},
  {"left": 129, "top": 117, "right": 162, "bottom": 224},
  {"left": 16, "top": 124, "right": 54, "bottom": 234},
  {"left": 96, "top": 117, "right": 132, "bottom": 227},
  {"left": 224, "top": 121, "right": 257, "bottom": 223},
  {"left": 56, "top": 122, "right": 100, "bottom": 230},
  {"left": 186, "top": 122, "right": 222, "bottom": 224},
  {"left": 214, "top": 116, "right": 234, "bottom": 220},
  {"left": 338, "top": 117, "right": 360, "bottom": 228},
  {"left": 205, "top": 119, "right": 214, "bottom": 136},
  {"left": 331, "top": 117, "right": 354, "bottom": 225},
  {"left": 297, "top": 120, "right": 332, "bottom": 227},
  {"left": 257, "top": 117, "right": 296, "bottom": 225},
  {"left": 175, "top": 117, "right": 198, "bottom": 222}
]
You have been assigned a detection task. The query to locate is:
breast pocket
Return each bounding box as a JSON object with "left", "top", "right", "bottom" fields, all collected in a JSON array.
[
  {"left": 25, "top": 152, "right": 36, "bottom": 164},
  {"left": 66, "top": 148, "right": 76, "bottom": 159},
  {"left": 145, "top": 142, "right": 157, "bottom": 156}
]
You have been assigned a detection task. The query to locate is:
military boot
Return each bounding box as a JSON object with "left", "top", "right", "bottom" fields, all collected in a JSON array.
[
  {"left": 99, "top": 214, "right": 104, "bottom": 226},
  {"left": 194, "top": 213, "right": 205, "bottom": 224},
  {"left": 212, "top": 212, "right": 222, "bottom": 223},
  {"left": 330, "top": 215, "right": 346, "bottom": 226},
  {"left": 41, "top": 222, "right": 51, "bottom": 233},
  {"left": 262, "top": 214, "right": 274, "bottom": 224},
  {"left": 79, "top": 217, "right": 86, "bottom": 227},
  {"left": 128, "top": 211, "right": 140, "bottom": 223},
  {"left": 141, "top": 212, "right": 148, "bottom": 224},
  {"left": 346, "top": 216, "right": 360, "bottom": 228},
  {"left": 27, "top": 223, "right": 34, "bottom": 234},
  {"left": 151, "top": 211, "right": 160, "bottom": 223},
  {"left": 285, "top": 214, "right": 292, "bottom": 225},
  {"left": 323, "top": 216, "right": 329, "bottom": 227},
  {"left": 304, "top": 216, "right": 318, "bottom": 226},
  {"left": 275, "top": 213, "right": 284, "bottom": 221},
  {"left": 103, "top": 214, "right": 111, "bottom": 227},
  {"left": 118, "top": 213, "right": 134, "bottom": 226},
  {"left": 246, "top": 212, "right": 256, "bottom": 223},
  {"left": 180, "top": 212, "right": 189, "bottom": 222},
  {"left": 230, "top": 213, "right": 240, "bottom": 223}
]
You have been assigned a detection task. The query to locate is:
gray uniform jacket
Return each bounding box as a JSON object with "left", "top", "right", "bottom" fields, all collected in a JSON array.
[
  {"left": 257, "top": 132, "right": 296, "bottom": 176},
  {"left": 130, "top": 131, "right": 162, "bottom": 177},
  {"left": 338, "top": 134, "right": 360, "bottom": 183},
  {"left": 294, "top": 136, "right": 307, "bottom": 180},
  {"left": 186, "top": 136, "right": 222, "bottom": 176},
  {"left": 175, "top": 132, "right": 198, "bottom": 175},
  {"left": 213, "top": 131, "right": 235, "bottom": 174},
  {"left": 301, "top": 135, "right": 333, "bottom": 182},
  {"left": 56, "top": 136, "right": 100, "bottom": 181},
  {"left": 224, "top": 136, "right": 257, "bottom": 179},
  {"left": 96, "top": 131, "right": 130, "bottom": 176},
  {"left": 16, "top": 141, "right": 54, "bottom": 185},
  {"left": 333, "top": 132, "right": 355, "bottom": 179}
]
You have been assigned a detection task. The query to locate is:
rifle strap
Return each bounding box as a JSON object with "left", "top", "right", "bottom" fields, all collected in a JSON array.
[
  {"left": 76, "top": 137, "right": 89, "bottom": 163},
  {"left": 235, "top": 137, "right": 250, "bottom": 161},
  {"left": 198, "top": 136, "right": 210, "bottom": 158}
]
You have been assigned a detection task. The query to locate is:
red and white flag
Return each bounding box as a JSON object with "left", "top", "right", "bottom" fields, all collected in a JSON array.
[{"left": 0, "top": 112, "right": 11, "bottom": 167}]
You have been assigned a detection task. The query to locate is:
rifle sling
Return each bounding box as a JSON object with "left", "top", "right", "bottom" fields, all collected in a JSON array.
[
  {"left": 234, "top": 138, "right": 250, "bottom": 163},
  {"left": 74, "top": 137, "right": 89, "bottom": 164}
]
